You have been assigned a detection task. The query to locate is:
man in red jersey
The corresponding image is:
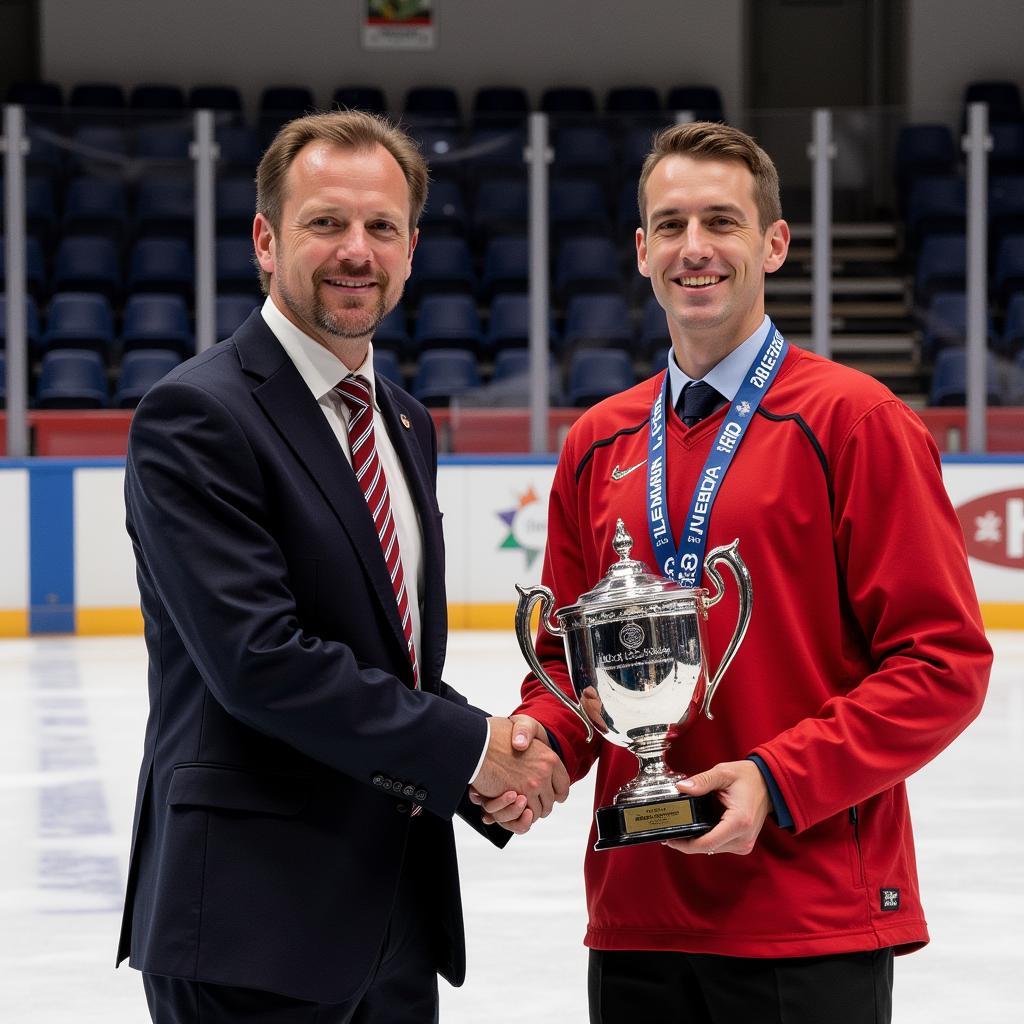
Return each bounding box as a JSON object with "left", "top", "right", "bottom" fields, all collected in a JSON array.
[{"left": 474, "top": 122, "right": 992, "bottom": 1023}]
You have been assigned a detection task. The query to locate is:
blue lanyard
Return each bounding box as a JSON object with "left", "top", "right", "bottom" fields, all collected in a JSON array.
[{"left": 646, "top": 322, "right": 788, "bottom": 586}]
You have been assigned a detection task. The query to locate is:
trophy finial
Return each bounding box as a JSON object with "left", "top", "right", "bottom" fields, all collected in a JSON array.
[{"left": 612, "top": 518, "right": 633, "bottom": 562}]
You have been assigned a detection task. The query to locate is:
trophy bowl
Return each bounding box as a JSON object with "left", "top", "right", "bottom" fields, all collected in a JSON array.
[{"left": 515, "top": 519, "right": 752, "bottom": 850}]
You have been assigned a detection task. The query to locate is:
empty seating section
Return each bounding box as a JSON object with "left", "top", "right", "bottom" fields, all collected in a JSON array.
[{"left": 6, "top": 75, "right": 1023, "bottom": 411}]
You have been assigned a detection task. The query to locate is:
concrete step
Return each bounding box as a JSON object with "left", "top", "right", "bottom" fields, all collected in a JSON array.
[
  {"left": 788, "top": 222, "right": 898, "bottom": 242},
  {"left": 767, "top": 277, "right": 906, "bottom": 297}
]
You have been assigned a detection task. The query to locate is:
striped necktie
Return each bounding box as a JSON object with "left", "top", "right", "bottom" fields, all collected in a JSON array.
[{"left": 335, "top": 374, "right": 419, "bottom": 689}]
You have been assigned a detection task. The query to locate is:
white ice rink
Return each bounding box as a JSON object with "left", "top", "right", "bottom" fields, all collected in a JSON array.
[{"left": 1, "top": 630, "right": 1022, "bottom": 1022}]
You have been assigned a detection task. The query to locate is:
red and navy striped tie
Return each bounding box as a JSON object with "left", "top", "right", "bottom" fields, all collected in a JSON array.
[{"left": 335, "top": 374, "right": 419, "bottom": 689}]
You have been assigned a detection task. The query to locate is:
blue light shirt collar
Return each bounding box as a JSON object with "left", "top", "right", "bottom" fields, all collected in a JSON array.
[{"left": 666, "top": 314, "right": 771, "bottom": 404}]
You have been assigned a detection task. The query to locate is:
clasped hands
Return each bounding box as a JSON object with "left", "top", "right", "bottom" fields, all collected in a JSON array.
[{"left": 468, "top": 715, "right": 568, "bottom": 835}]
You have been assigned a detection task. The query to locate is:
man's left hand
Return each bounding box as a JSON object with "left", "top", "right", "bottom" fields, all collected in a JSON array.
[{"left": 662, "top": 759, "right": 771, "bottom": 856}]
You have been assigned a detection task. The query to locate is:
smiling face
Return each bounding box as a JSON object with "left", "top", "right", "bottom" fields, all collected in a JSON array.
[
  {"left": 636, "top": 154, "right": 789, "bottom": 377},
  {"left": 253, "top": 141, "right": 417, "bottom": 367}
]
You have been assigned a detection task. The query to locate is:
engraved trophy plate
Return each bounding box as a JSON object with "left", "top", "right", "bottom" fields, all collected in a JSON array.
[{"left": 515, "top": 519, "right": 752, "bottom": 851}]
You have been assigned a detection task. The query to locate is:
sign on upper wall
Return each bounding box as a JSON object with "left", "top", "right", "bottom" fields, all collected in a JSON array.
[{"left": 363, "top": 0, "right": 436, "bottom": 50}]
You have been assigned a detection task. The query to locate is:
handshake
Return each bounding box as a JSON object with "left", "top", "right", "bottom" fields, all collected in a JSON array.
[{"left": 468, "top": 715, "right": 569, "bottom": 835}]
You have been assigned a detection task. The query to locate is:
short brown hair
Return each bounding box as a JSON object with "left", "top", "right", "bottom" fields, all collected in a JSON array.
[
  {"left": 637, "top": 121, "right": 782, "bottom": 232},
  {"left": 255, "top": 110, "right": 429, "bottom": 292}
]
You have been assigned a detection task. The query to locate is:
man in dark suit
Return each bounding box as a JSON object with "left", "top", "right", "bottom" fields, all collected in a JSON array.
[{"left": 116, "top": 110, "right": 567, "bottom": 1023}]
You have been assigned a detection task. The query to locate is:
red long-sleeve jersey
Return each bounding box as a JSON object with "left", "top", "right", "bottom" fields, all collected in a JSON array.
[{"left": 517, "top": 344, "right": 991, "bottom": 958}]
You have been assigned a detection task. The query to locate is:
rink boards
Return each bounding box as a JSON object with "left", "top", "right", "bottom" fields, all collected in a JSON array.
[{"left": 0, "top": 454, "right": 1021, "bottom": 635}]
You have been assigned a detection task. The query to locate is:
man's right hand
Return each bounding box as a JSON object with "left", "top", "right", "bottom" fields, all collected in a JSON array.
[{"left": 472, "top": 716, "right": 569, "bottom": 822}]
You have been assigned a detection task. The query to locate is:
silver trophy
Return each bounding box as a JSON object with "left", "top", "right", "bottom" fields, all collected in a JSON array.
[{"left": 515, "top": 519, "right": 752, "bottom": 850}]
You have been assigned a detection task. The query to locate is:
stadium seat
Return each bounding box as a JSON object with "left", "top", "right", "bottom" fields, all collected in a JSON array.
[
  {"left": 920, "top": 291, "right": 996, "bottom": 360},
  {"left": 605, "top": 86, "right": 662, "bottom": 118},
  {"left": 665, "top": 85, "right": 724, "bottom": 122},
  {"left": 113, "top": 349, "right": 182, "bottom": 407},
  {"left": 894, "top": 125, "right": 958, "bottom": 186},
  {"left": 130, "top": 84, "right": 186, "bottom": 115},
  {"left": 484, "top": 293, "right": 559, "bottom": 352},
  {"left": 473, "top": 179, "right": 528, "bottom": 242},
  {"left": 5, "top": 176, "right": 58, "bottom": 243},
  {"left": 189, "top": 85, "right": 244, "bottom": 118},
  {"left": 989, "top": 122, "right": 1024, "bottom": 176},
  {"left": 25, "top": 128, "right": 64, "bottom": 180},
  {"left": 411, "top": 348, "right": 482, "bottom": 406},
  {"left": 216, "top": 295, "right": 260, "bottom": 340},
  {"left": 135, "top": 124, "right": 193, "bottom": 164},
  {"left": 466, "top": 128, "right": 527, "bottom": 183},
  {"left": 621, "top": 126, "right": 658, "bottom": 180},
  {"left": 372, "top": 348, "right": 404, "bottom": 388},
  {"left": 35, "top": 349, "right": 108, "bottom": 408},
  {"left": 562, "top": 294, "right": 634, "bottom": 351},
  {"left": 485, "top": 348, "right": 563, "bottom": 406},
  {"left": 0, "top": 236, "right": 47, "bottom": 300},
  {"left": 963, "top": 80, "right": 1022, "bottom": 125},
  {"left": 928, "top": 346, "right": 1003, "bottom": 406},
  {"left": 1001, "top": 292, "right": 1024, "bottom": 355},
  {"left": 216, "top": 236, "right": 260, "bottom": 296},
  {"left": 411, "top": 128, "right": 463, "bottom": 180},
  {"left": 914, "top": 234, "right": 966, "bottom": 303},
  {"left": 259, "top": 85, "right": 316, "bottom": 137},
  {"left": 472, "top": 87, "right": 529, "bottom": 129},
  {"left": 215, "top": 124, "right": 263, "bottom": 171},
  {"left": 990, "top": 175, "right": 1024, "bottom": 248},
  {"left": 127, "top": 238, "right": 194, "bottom": 297},
  {"left": 995, "top": 235, "right": 1024, "bottom": 303},
  {"left": 403, "top": 86, "right": 461, "bottom": 128},
  {"left": 69, "top": 125, "right": 128, "bottom": 176},
  {"left": 419, "top": 180, "right": 468, "bottom": 236},
  {"left": 332, "top": 86, "right": 388, "bottom": 115},
  {"left": 640, "top": 296, "right": 671, "bottom": 358},
  {"left": 0, "top": 294, "right": 42, "bottom": 353},
  {"left": 62, "top": 177, "right": 129, "bottom": 239},
  {"left": 216, "top": 176, "right": 258, "bottom": 235},
  {"left": 480, "top": 236, "right": 529, "bottom": 299},
  {"left": 905, "top": 175, "right": 966, "bottom": 247},
  {"left": 405, "top": 237, "right": 476, "bottom": 303},
  {"left": 549, "top": 178, "right": 612, "bottom": 241},
  {"left": 567, "top": 348, "right": 636, "bottom": 406},
  {"left": 53, "top": 236, "right": 122, "bottom": 298},
  {"left": 6, "top": 80, "right": 62, "bottom": 114},
  {"left": 553, "top": 125, "right": 615, "bottom": 185},
  {"left": 555, "top": 236, "right": 624, "bottom": 302},
  {"left": 413, "top": 295, "right": 482, "bottom": 352},
  {"left": 371, "top": 303, "right": 411, "bottom": 357},
  {"left": 120, "top": 294, "right": 193, "bottom": 355},
  {"left": 41, "top": 292, "right": 116, "bottom": 355},
  {"left": 134, "top": 177, "right": 194, "bottom": 238},
  {"left": 540, "top": 87, "right": 598, "bottom": 119},
  {"left": 69, "top": 82, "right": 126, "bottom": 119}
]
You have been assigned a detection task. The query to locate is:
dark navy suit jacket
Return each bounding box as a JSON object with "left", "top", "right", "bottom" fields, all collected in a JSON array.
[{"left": 116, "top": 311, "right": 508, "bottom": 1003}]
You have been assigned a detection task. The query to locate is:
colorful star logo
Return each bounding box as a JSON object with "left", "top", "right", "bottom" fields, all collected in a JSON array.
[{"left": 497, "top": 484, "right": 547, "bottom": 568}]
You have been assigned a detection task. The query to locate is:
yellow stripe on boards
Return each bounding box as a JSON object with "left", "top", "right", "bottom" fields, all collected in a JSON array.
[
  {"left": 980, "top": 603, "right": 1024, "bottom": 631},
  {"left": 0, "top": 611, "right": 29, "bottom": 637},
  {"left": 76, "top": 607, "right": 144, "bottom": 635}
]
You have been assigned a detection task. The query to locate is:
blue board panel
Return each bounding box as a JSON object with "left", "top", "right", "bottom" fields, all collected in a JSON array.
[{"left": 29, "top": 463, "right": 75, "bottom": 633}]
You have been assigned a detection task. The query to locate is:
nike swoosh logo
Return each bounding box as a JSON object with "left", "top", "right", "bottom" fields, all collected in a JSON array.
[{"left": 611, "top": 460, "right": 647, "bottom": 481}]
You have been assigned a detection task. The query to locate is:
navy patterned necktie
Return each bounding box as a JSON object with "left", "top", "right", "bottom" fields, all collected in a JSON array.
[{"left": 677, "top": 380, "right": 724, "bottom": 427}]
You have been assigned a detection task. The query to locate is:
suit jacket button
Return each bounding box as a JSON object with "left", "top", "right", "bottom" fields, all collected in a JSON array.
[
  {"left": 396, "top": 802, "right": 409, "bottom": 814},
  {"left": 415, "top": 789, "right": 428, "bottom": 802},
  {"left": 402, "top": 784, "right": 415, "bottom": 797},
  {"left": 372, "top": 774, "right": 384, "bottom": 787},
  {"left": 381, "top": 779, "right": 393, "bottom": 790}
]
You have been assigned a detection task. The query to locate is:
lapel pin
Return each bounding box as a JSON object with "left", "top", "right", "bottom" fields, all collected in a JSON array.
[{"left": 400, "top": 413, "right": 411, "bottom": 430}]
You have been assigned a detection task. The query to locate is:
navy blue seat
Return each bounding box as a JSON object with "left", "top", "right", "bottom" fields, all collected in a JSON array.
[
  {"left": 928, "top": 347, "right": 1003, "bottom": 406},
  {"left": 914, "top": 234, "right": 966, "bottom": 303},
  {"left": 640, "top": 296, "right": 671, "bottom": 358},
  {"left": 550, "top": 178, "right": 611, "bottom": 241},
  {"left": 995, "top": 235, "right": 1024, "bottom": 303},
  {"left": 466, "top": 129, "right": 527, "bottom": 183},
  {"left": 411, "top": 348, "right": 482, "bottom": 406},
  {"left": 556, "top": 237, "right": 624, "bottom": 302},
  {"left": 472, "top": 87, "right": 529, "bottom": 129},
  {"left": 419, "top": 180, "right": 468, "bottom": 236},
  {"left": 6, "top": 80, "right": 63, "bottom": 114},
  {"left": 562, "top": 294, "right": 634, "bottom": 352},
  {"left": 372, "top": 348, "right": 404, "bottom": 389},
  {"left": 567, "top": 348, "right": 636, "bottom": 407},
  {"left": 372, "top": 303, "right": 411, "bottom": 357},
  {"left": 216, "top": 295, "right": 260, "bottom": 340},
  {"left": 0, "top": 294, "right": 42, "bottom": 353},
  {"left": 36, "top": 349, "right": 108, "bottom": 408},
  {"left": 920, "top": 291, "right": 996, "bottom": 360},
  {"left": 963, "top": 81, "right": 1022, "bottom": 125},
  {"left": 216, "top": 176, "right": 258, "bottom": 235},
  {"left": 540, "top": 87, "right": 598, "bottom": 119},
  {"left": 906, "top": 175, "right": 966, "bottom": 247},
  {"left": 606, "top": 87, "right": 662, "bottom": 118},
  {"left": 134, "top": 177, "right": 194, "bottom": 238},
  {"left": 411, "top": 128, "right": 463, "bottom": 180},
  {"left": 332, "top": 86, "right": 387, "bottom": 115},
  {"left": 53, "top": 236, "right": 122, "bottom": 298},
  {"left": 492, "top": 348, "right": 558, "bottom": 381},
  {"left": 989, "top": 122, "right": 1024, "bottom": 176},
  {"left": 486, "top": 349, "right": 563, "bottom": 406},
  {"left": 0, "top": 236, "right": 47, "bottom": 299},
  {"left": 895, "top": 124, "right": 958, "bottom": 212},
  {"left": 403, "top": 87, "right": 461, "bottom": 128},
  {"left": 69, "top": 82, "right": 126, "bottom": 120},
  {"left": 130, "top": 84, "right": 186, "bottom": 115},
  {"left": 1001, "top": 292, "right": 1024, "bottom": 355},
  {"left": 189, "top": 85, "right": 244, "bottom": 118},
  {"left": 406, "top": 237, "right": 475, "bottom": 302},
  {"left": 63, "top": 177, "right": 129, "bottom": 239},
  {"left": 413, "top": 295, "right": 482, "bottom": 352},
  {"left": 135, "top": 124, "right": 193, "bottom": 164},
  {"left": 480, "top": 236, "right": 529, "bottom": 299},
  {"left": 621, "top": 126, "right": 658, "bottom": 180},
  {"left": 121, "top": 294, "right": 193, "bottom": 356},
  {"left": 990, "top": 175, "right": 1024, "bottom": 247},
  {"left": 553, "top": 126, "right": 615, "bottom": 185},
  {"left": 127, "top": 238, "right": 194, "bottom": 297},
  {"left": 6, "top": 176, "right": 58, "bottom": 243},
  {"left": 474, "top": 179, "right": 528, "bottom": 242},
  {"left": 213, "top": 126, "right": 261, "bottom": 173},
  {"left": 114, "top": 349, "right": 182, "bottom": 408},
  {"left": 484, "top": 294, "right": 559, "bottom": 353},
  {"left": 69, "top": 125, "right": 128, "bottom": 176},
  {"left": 665, "top": 85, "right": 724, "bottom": 122},
  {"left": 25, "top": 128, "right": 64, "bottom": 180},
  {"left": 216, "top": 236, "right": 260, "bottom": 296},
  {"left": 42, "top": 292, "right": 116, "bottom": 355},
  {"left": 259, "top": 85, "right": 316, "bottom": 141}
]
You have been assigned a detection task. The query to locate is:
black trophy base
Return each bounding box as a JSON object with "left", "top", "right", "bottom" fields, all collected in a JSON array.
[{"left": 594, "top": 794, "right": 721, "bottom": 851}]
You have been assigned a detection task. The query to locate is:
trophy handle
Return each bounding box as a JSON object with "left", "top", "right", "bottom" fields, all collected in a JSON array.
[
  {"left": 514, "top": 584, "right": 595, "bottom": 743},
  {"left": 700, "top": 540, "right": 753, "bottom": 721}
]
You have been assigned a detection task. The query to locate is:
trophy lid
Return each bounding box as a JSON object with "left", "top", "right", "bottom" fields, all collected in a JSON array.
[{"left": 570, "top": 519, "right": 697, "bottom": 612}]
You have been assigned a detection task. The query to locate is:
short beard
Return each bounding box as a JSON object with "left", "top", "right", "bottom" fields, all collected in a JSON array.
[{"left": 277, "top": 268, "right": 394, "bottom": 342}]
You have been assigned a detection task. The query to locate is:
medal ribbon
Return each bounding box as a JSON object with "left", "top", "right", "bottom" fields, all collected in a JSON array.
[{"left": 646, "top": 321, "right": 788, "bottom": 586}]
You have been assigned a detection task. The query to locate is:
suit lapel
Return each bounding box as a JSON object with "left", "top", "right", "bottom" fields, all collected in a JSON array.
[{"left": 234, "top": 314, "right": 410, "bottom": 667}]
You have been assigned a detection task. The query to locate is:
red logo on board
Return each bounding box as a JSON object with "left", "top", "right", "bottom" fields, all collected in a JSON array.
[{"left": 957, "top": 489, "right": 1024, "bottom": 569}]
